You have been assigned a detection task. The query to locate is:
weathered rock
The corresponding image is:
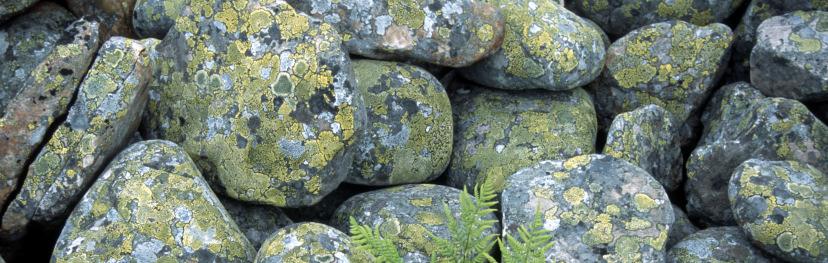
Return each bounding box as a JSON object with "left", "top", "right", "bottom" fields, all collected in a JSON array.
[
  {"left": 460, "top": 0, "right": 606, "bottom": 91},
  {"left": 287, "top": 0, "right": 504, "bottom": 67},
  {"left": 66, "top": 0, "right": 137, "bottom": 37},
  {"left": 220, "top": 197, "right": 293, "bottom": 250},
  {"left": 331, "top": 184, "right": 499, "bottom": 262},
  {"left": 666, "top": 205, "right": 699, "bottom": 250},
  {"left": 142, "top": 0, "right": 366, "bottom": 207},
  {"left": 0, "top": 19, "right": 102, "bottom": 214},
  {"left": 731, "top": 0, "right": 828, "bottom": 80},
  {"left": 666, "top": 227, "right": 770, "bottom": 263},
  {"left": 751, "top": 11, "right": 828, "bottom": 101},
  {"left": 51, "top": 140, "right": 255, "bottom": 262},
  {"left": 255, "top": 222, "right": 372, "bottom": 263},
  {"left": 281, "top": 183, "right": 378, "bottom": 224},
  {"left": 604, "top": 104, "right": 683, "bottom": 191},
  {"left": 729, "top": 159, "right": 828, "bottom": 263},
  {"left": 1, "top": 37, "right": 153, "bottom": 240},
  {"left": 502, "top": 154, "right": 674, "bottom": 262},
  {"left": 591, "top": 21, "right": 733, "bottom": 142},
  {"left": 132, "top": 0, "right": 187, "bottom": 39},
  {"left": 449, "top": 82, "right": 596, "bottom": 192},
  {"left": 567, "top": 0, "right": 746, "bottom": 38},
  {"left": 349, "top": 60, "right": 451, "bottom": 185},
  {"left": 0, "top": 3, "right": 75, "bottom": 115},
  {"left": 687, "top": 92, "right": 828, "bottom": 226},
  {"left": 699, "top": 82, "right": 766, "bottom": 145},
  {"left": 0, "top": 0, "right": 38, "bottom": 23}
]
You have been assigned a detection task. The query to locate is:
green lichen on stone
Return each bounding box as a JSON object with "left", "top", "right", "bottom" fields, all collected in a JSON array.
[
  {"left": 667, "top": 227, "right": 770, "bottom": 263},
  {"left": 256, "top": 222, "right": 372, "bottom": 262},
  {"left": 220, "top": 197, "right": 293, "bottom": 250},
  {"left": 0, "top": 0, "right": 39, "bottom": 23},
  {"left": 132, "top": 0, "right": 188, "bottom": 38}
]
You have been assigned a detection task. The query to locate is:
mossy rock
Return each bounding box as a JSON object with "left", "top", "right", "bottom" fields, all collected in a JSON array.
[
  {"left": 349, "top": 60, "right": 452, "bottom": 186},
  {"left": 605, "top": 104, "right": 683, "bottom": 191},
  {"left": 132, "top": 0, "right": 187, "bottom": 38},
  {"left": 666, "top": 227, "right": 770, "bottom": 263},
  {"left": 729, "top": 159, "right": 828, "bottom": 263},
  {"left": 330, "top": 184, "right": 499, "bottom": 262},
  {"left": 51, "top": 140, "right": 255, "bottom": 262},
  {"left": 699, "top": 82, "right": 766, "bottom": 145},
  {"left": 460, "top": 0, "right": 606, "bottom": 90},
  {"left": 502, "top": 154, "right": 674, "bottom": 262},
  {"left": 0, "top": 0, "right": 38, "bottom": 23},
  {"left": 666, "top": 205, "right": 699, "bottom": 250},
  {"left": 255, "top": 222, "right": 373, "bottom": 263},
  {"left": 751, "top": 10, "right": 828, "bottom": 101},
  {"left": 142, "top": 0, "right": 366, "bottom": 207},
  {"left": 448, "top": 82, "right": 597, "bottom": 193},
  {"left": 288, "top": 0, "right": 505, "bottom": 67},
  {"left": 220, "top": 197, "right": 293, "bottom": 250}
]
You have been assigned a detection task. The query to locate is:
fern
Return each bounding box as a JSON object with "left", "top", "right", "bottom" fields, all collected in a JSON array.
[
  {"left": 498, "top": 209, "right": 555, "bottom": 263},
  {"left": 430, "top": 179, "right": 499, "bottom": 263},
  {"left": 349, "top": 216, "right": 403, "bottom": 263}
]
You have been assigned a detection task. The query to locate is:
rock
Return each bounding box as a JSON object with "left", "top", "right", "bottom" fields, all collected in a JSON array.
[
  {"left": 287, "top": 0, "right": 505, "bottom": 68},
  {"left": 66, "top": 0, "right": 137, "bottom": 37},
  {"left": 687, "top": 91, "right": 828, "bottom": 226},
  {"left": 448, "top": 82, "right": 596, "bottom": 192},
  {"left": 666, "top": 205, "right": 699, "bottom": 250},
  {"left": 281, "top": 183, "right": 379, "bottom": 224},
  {"left": 142, "top": 1, "right": 366, "bottom": 207},
  {"left": 51, "top": 140, "right": 255, "bottom": 262},
  {"left": 0, "top": 3, "right": 75, "bottom": 114},
  {"left": 729, "top": 159, "right": 828, "bottom": 263},
  {"left": 731, "top": 0, "right": 828, "bottom": 80},
  {"left": 591, "top": 21, "right": 733, "bottom": 143},
  {"left": 460, "top": 0, "right": 605, "bottom": 91},
  {"left": 255, "top": 222, "right": 372, "bottom": 263},
  {"left": 502, "top": 154, "right": 674, "bottom": 262},
  {"left": 699, "top": 82, "right": 766, "bottom": 145},
  {"left": 132, "top": 0, "right": 187, "bottom": 39},
  {"left": 0, "top": 19, "right": 102, "bottom": 215},
  {"left": 604, "top": 104, "right": 683, "bottom": 191},
  {"left": 0, "top": 0, "right": 38, "bottom": 23},
  {"left": 0, "top": 37, "right": 153, "bottom": 240},
  {"left": 666, "top": 226, "right": 770, "bottom": 263},
  {"left": 220, "top": 197, "right": 293, "bottom": 250},
  {"left": 349, "top": 60, "right": 452, "bottom": 185},
  {"left": 751, "top": 10, "right": 828, "bottom": 101},
  {"left": 567, "top": 0, "right": 746, "bottom": 38},
  {"left": 331, "top": 184, "right": 499, "bottom": 262}
]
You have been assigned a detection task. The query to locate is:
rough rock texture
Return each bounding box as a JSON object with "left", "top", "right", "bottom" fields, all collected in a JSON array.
[
  {"left": 666, "top": 227, "right": 770, "bottom": 263},
  {"left": 731, "top": 0, "right": 828, "bottom": 80},
  {"left": 751, "top": 11, "right": 828, "bottom": 101},
  {"left": 1, "top": 37, "right": 153, "bottom": 240},
  {"left": 460, "top": 0, "right": 606, "bottom": 91},
  {"left": 132, "top": 0, "right": 187, "bottom": 38},
  {"left": 142, "top": 0, "right": 366, "bottom": 207},
  {"left": 448, "top": 82, "right": 596, "bottom": 192},
  {"left": 220, "top": 197, "right": 293, "bottom": 250},
  {"left": 0, "top": 19, "right": 102, "bottom": 215},
  {"left": 0, "top": 0, "right": 38, "bottom": 23},
  {"left": 289, "top": 0, "right": 505, "bottom": 68},
  {"left": 567, "top": 0, "right": 746, "bottom": 38},
  {"left": 502, "top": 154, "right": 674, "bottom": 262},
  {"left": 66, "top": 0, "right": 137, "bottom": 37},
  {"left": 0, "top": 3, "right": 74, "bottom": 114},
  {"left": 349, "top": 60, "right": 452, "bottom": 185},
  {"left": 255, "top": 222, "right": 372, "bottom": 263},
  {"left": 591, "top": 21, "right": 733, "bottom": 142},
  {"left": 666, "top": 205, "right": 699, "bottom": 250},
  {"left": 51, "top": 140, "right": 255, "bottom": 262},
  {"left": 331, "top": 184, "right": 499, "bottom": 263},
  {"left": 729, "top": 159, "right": 828, "bottom": 263},
  {"left": 687, "top": 87, "right": 828, "bottom": 226},
  {"left": 604, "top": 104, "right": 683, "bottom": 191}
]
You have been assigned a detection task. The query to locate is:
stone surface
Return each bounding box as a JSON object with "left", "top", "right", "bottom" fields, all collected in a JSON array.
[
  {"left": 255, "top": 222, "right": 372, "bottom": 263},
  {"left": 0, "top": 0, "right": 38, "bottom": 23},
  {"left": 66, "top": 0, "right": 137, "bottom": 37},
  {"left": 687, "top": 89, "right": 828, "bottom": 226},
  {"left": 331, "top": 184, "right": 499, "bottom": 262},
  {"left": 51, "top": 140, "right": 255, "bottom": 262},
  {"left": 460, "top": 0, "right": 606, "bottom": 91},
  {"left": 448, "top": 82, "right": 596, "bottom": 192},
  {"left": 502, "top": 154, "right": 674, "bottom": 262},
  {"left": 666, "top": 227, "right": 770, "bottom": 263},
  {"left": 289, "top": 0, "right": 505, "bottom": 68},
  {"left": 0, "top": 19, "right": 102, "bottom": 215},
  {"left": 132, "top": 0, "right": 187, "bottom": 38},
  {"left": 590, "top": 21, "right": 733, "bottom": 141},
  {"left": 729, "top": 159, "right": 828, "bottom": 263},
  {"left": 604, "top": 104, "right": 683, "bottom": 191},
  {"left": 751, "top": 10, "right": 828, "bottom": 101},
  {"left": 220, "top": 197, "right": 293, "bottom": 250},
  {"left": 1, "top": 37, "right": 153, "bottom": 240},
  {"left": 349, "top": 60, "right": 452, "bottom": 185},
  {"left": 567, "top": 0, "right": 746, "bottom": 38},
  {"left": 142, "top": 0, "right": 366, "bottom": 207},
  {"left": 666, "top": 205, "right": 699, "bottom": 250}
]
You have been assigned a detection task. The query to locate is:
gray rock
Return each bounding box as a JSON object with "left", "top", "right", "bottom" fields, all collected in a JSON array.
[
  {"left": 66, "top": 0, "right": 137, "bottom": 37},
  {"left": 0, "top": 0, "right": 38, "bottom": 23},
  {"left": 220, "top": 197, "right": 293, "bottom": 250},
  {"left": 255, "top": 222, "right": 373, "bottom": 263},
  {"left": 699, "top": 82, "right": 766, "bottom": 145},
  {"left": 667, "top": 227, "right": 770, "bottom": 263},
  {"left": 51, "top": 140, "right": 255, "bottom": 262},
  {"left": 666, "top": 205, "right": 699, "bottom": 250},
  {"left": 502, "top": 154, "right": 674, "bottom": 262},
  {"left": 132, "top": 0, "right": 187, "bottom": 38}
]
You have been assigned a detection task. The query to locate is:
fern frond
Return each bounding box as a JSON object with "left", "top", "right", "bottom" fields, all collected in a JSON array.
[
  {"left": 348, "top": 217, "right": 403, "bottom": 263},
  {"left": 499, "top": 209, "right": 555, "bottom": 263}
]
